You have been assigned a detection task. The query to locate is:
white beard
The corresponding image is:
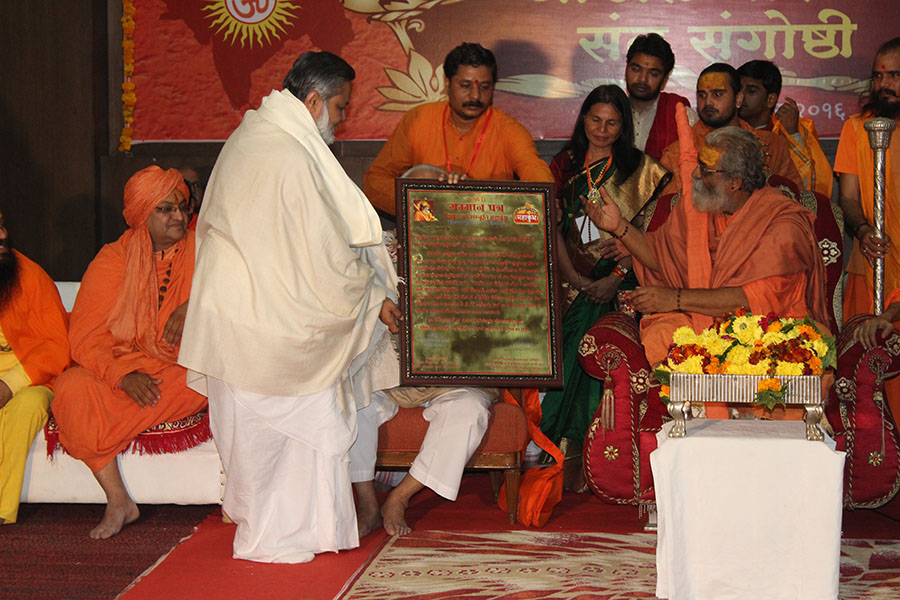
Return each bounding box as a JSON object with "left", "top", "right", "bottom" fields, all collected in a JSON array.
[
  {"left": 316, "top": 105, "right": 335, "bottom": 145},
  {"left": 692, "top": 177, "right": 732, "bottom": 213}
]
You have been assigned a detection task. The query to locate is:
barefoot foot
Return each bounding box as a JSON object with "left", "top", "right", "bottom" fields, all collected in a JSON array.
[
  {"left": 357, "top": 503, "right": 382, "bottom": 538},
  {"left": 90, "top": 499, "right": 139, "bottom": 539},
  {"left": 381, "top": 494, "right": 411, "bottom": 536},
  {"left": 221, "top": 510, "right": 235, "bottom": 524}
]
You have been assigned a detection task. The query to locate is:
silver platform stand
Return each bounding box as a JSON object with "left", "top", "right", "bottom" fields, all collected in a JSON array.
[{"left": 666, "top": 373, "right": 824, "bottom": 441}]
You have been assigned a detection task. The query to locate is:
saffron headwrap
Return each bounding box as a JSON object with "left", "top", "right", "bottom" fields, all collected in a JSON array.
[{"left": 107, "top": 166, "right": 190, "bottom": 362}]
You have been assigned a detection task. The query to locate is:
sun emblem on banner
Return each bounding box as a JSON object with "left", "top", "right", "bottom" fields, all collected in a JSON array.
[{"left": 203, "top": 0, "right": 299, "bottom": 48}]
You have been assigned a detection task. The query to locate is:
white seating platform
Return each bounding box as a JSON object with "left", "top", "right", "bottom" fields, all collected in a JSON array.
[{"left": 19, "top": 282, "right": 224, "bottom": 505}]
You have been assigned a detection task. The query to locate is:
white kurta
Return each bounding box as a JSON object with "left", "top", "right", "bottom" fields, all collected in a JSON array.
[
  {"left": 179, "top": 88, "right": 399, "bottom": 563},
  {"left": 350, "top": 388, "right": 494, "bottom": 500}
]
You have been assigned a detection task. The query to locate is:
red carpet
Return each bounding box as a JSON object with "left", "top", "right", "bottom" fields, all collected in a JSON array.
[{"left": 121, "top": 474, "right": 900, "bottom": 600}]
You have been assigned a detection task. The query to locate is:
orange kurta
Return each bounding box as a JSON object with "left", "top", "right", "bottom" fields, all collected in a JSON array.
[
  {"left": 0, "top": 251, "right": 70, "bottom": 387},
  {"left": 363, "top": 101, "right": 553, "bottom": 215},
  {"left": 834, "top": 113, "right": 900, "bottom": 322},
  {"left": 772, "top": 116, "right": 834, "bottom": 199},
  {"left": 659, "top": 119, "right": 803, "bottom": 197},
  {"left": 836, "top": 113, "right": 900, "bottom": 421},
  {"left": 52, "top": 232, "right": 205, "bottom": 472}
]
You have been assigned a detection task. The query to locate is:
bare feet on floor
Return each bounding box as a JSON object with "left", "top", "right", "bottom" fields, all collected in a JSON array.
[
  {"left": 357, "top": 503, "right": 383, "bottom": 538},
  {"left": 90, "top": 499, "right": 139, "bottom": 539},
  {"left": 381, "top": 493, "right": 411, "bottom": 536}
]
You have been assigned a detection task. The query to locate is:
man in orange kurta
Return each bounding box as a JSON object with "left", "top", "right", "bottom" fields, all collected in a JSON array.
[
  {"left": 585, "top": 110, "right": 829, "bottom": 419},
  {"left": 363, "top": 42, "right": 552, "bottom": 215},
  {"left": 0, "top": 213, "right": 69, "bottom": 525},
  {"left": 835, "top": 37, "right": 900, "bottom": 420},
  {"left": 53, "top": 166, "right": 206, "bottom": 539},
  {"left": 659, "top": 63, "right": 802, "bottom": 197},
  {"left": 738, "top": 60, "right": 834, "bottom": 199}
]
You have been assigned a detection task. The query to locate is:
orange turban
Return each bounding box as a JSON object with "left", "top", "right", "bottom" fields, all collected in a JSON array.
[
  {"left": 123, "top": 165, "right": 188, "bottom": 228},
  {"left": 107, "top": 166, "right": 190, "bottom": 363}
]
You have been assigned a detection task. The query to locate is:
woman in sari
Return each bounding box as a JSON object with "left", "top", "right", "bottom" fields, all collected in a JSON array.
[{"left": 539, "top": 85, "right": 670, "bottom": 487}]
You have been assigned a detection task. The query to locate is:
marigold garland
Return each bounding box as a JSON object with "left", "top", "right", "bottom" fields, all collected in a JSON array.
[
  {"left": 655, "top": 309, "right": 836, "bottom": 411},
  {"left": 119, "top": 0, "right": 136, "bottom": 151}
]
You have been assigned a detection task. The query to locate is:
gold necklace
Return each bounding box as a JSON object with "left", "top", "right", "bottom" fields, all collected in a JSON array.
[{"left": 585, "top": 151, "right": 612, "bottom": 203}]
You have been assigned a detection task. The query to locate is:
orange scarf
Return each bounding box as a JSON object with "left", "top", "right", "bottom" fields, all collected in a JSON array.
[{"left": 107, "top": 166, "right": 189, "bottom": 363}]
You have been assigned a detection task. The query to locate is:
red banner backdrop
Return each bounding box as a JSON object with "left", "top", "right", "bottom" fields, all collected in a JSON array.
[{"left": 128, "top": 0, "right": 896, "bottom": 143}]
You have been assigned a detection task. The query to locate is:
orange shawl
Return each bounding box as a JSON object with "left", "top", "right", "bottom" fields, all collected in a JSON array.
[
  {"left": 108, "top": 166, "right": 189, "bottom": 365},
  {"left": 0, "top": 251, "right": 69, "bottom": 386},
  {"left": 69, "top": 167, "right": 193, "bottom": 389}
]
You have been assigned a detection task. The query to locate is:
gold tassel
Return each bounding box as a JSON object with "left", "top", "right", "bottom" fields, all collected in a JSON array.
[{"left": 600, "top": 375, "right": 615, "bottom": 431}]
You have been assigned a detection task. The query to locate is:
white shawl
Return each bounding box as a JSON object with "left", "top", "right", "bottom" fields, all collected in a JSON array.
[{"left": 179, "top": 88, "right": 398, "bottom": 406}]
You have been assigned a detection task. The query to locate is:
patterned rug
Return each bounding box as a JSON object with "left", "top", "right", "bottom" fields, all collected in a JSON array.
[{"left": 337, "top": 531, "right": 900, "bottom": 600}]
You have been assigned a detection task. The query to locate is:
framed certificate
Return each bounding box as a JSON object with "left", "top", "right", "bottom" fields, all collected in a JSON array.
[{"left": 396, "top": 178, "right": 563, "bottom": 387}]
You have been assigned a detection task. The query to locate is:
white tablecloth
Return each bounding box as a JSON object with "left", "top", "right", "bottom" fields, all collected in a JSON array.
[{"left": 651, "top": 419, "right": 844, "bottom": 600}]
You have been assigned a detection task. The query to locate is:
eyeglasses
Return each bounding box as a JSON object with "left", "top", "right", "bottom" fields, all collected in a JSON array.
[{"left": 697, "top": 161, "right": 729, "bottom": 177}]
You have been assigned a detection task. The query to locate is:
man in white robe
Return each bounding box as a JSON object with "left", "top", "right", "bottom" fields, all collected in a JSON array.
[{"left": 179, "top": 51, "right": 401, "bottom": 564}]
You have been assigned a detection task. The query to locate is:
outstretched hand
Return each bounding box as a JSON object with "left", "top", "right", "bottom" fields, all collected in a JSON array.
[{"left": 582, "top": 187, "right": 623, "bottom": 233}]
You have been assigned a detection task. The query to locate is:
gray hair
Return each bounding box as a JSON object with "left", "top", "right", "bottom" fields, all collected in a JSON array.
[
  {"left": 704, "top": 127, "right": 767, "bottom": 192},
  {"left": 282, "top": 51, "right": 355, "bottom": 102},
  {"left": 401, "top": 164, "right": 446, "bottom": 179}
]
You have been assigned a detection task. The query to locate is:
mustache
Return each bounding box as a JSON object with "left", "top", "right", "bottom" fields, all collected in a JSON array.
[
  {"left": 878, "top": 89, "right": 898, "bottom": 98},
  {"left": 463, "top": 100, "right": 485, "bottom": 109}
]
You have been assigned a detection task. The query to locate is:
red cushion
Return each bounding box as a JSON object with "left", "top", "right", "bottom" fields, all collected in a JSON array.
[
  {"left": 828, "top": 315, "right": 900, "bottom": 507},
  {"left": 377, "top": 401, "right": 528, "bottom": 454}
]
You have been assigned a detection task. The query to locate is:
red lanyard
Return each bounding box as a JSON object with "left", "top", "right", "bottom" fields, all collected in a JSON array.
[{"left": 442, "top": 104, "right": 493, "bottom": 177}]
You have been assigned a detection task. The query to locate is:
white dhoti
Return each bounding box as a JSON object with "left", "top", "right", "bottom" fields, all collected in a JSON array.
[
  {"left": 349, "top": 388, "right": 493, "bottom": 500},
  {"left": 207, "top": 377, "right": 358, "bottom": 564}
]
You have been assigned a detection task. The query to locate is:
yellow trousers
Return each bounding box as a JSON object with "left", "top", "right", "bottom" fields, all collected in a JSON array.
[{"left": 0, "top": 385, "right": 51, "bottom": 524}]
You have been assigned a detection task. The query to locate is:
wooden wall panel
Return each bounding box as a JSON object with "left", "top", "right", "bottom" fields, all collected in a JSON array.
[{"left": 0, "top": 0, "right": 104, "bottom": 280}]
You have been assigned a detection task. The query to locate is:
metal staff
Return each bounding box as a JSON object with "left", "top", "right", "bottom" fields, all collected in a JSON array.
[{"left": 864, "top": 117, "right": 896, "bottom": 315}]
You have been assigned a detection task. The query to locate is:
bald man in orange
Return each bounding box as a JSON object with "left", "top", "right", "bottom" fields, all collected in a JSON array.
[
  {"left": 658, "top": 63, "right": 802, "bottom": 197},
  {"left": 0, "top": 211, "right": 69, "bottom": 525},
  {"left": 53, "top": 166, "right": 206, "bottom": 539}
]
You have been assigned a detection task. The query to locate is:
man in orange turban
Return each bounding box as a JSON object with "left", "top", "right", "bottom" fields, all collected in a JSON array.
[
  {"left": 0, "top": 211, "right": 70, "bottom": 525},
  {"left": 53, "top": 166, "right": 207, "bottom": 539}
]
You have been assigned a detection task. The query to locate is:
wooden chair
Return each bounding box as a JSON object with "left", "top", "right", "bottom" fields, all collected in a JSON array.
[{"left": 375, "top": 401, "right": 529, "bottom": 523}]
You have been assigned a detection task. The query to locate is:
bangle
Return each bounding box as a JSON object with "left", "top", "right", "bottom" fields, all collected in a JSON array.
[
  {"left": 676, "top": 288, "right": 682, "bottom": 311},
  {"left": 611, "top": 265, "right": 629, "bottom": 278},
  {"left": 611, "top": 222, "right": 630, "bottom": 240}
]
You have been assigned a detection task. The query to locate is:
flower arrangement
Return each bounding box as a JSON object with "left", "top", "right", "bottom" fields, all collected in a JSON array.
[{"left": 655, "top": 309, "right": 836, "bottom": 411}]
